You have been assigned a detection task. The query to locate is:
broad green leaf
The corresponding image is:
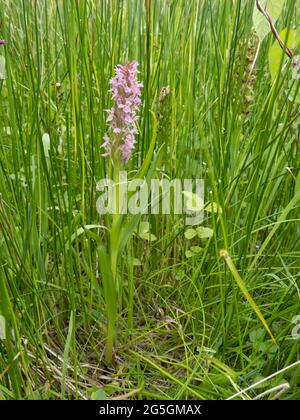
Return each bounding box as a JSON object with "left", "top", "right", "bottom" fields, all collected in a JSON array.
[
  {"left": 139, "top": 221, "right": 150, "bottom": 234},
  {"left": 190, "top": 246, "right": 203, "bottom": 254},
  {"left": 67, "top": 224, "right": 107, "bottom": 248},
  {"left": 118, "top": 147, "right": 162, "bottom": 256},
  {"left": 135, "top": 221, "right": 157, "bottom": 241},
  {"left": 253, "top": 0, "right": 286, "bottom": 41},
  {"left": 249, "top": 328, "right": 265, "bottom": 343},
  {"left": 139, "top": 232, "right": 157, "bottom": 242},
  {"left": 184, "top": 228, "right": 197, "bottom": 240},
  {"left": 268, "top": 28, "right": 300, "bottom": 80},
  {"left": 91, "top": 388, "right": 108, "bottom": 401},
  {"left": 196, "top": 226, "right": 214, "bottom": 239},
  {"left": 185, "top": 250, "right": 194, "bottom": 259},
  {"left": 205, "top": 202, "right": 223, "bottom": 214},
  {"left": 182, "top": 191, "right": 204, "bottom": 213},
  {"left": 186, "top": 246, "right": 202, "bottom": 258}
]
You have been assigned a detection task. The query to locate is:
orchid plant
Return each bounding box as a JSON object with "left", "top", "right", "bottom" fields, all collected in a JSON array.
[
  {"left": 102, "top": 61, "right": 142, "bottom": 163},
  {"left": 99, "top": 61, "right": 158, "bottom": 363}
]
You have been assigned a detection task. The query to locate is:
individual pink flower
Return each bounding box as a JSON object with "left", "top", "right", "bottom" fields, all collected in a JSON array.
[
  {"left": 0, "top": 39, "right": 5, "bottom": 45},
  {"left": 102, "top": 61, "right": 142, "bottom": 162}
]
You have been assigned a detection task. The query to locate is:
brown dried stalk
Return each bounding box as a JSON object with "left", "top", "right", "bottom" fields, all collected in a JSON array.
[{"left": 256, "top": 0, "right": 293, "bottom": 59}]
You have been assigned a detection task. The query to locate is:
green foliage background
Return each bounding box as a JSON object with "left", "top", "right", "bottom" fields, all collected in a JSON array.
[{"left": 0, "top": 0, "right": 299, "bottom": 400}]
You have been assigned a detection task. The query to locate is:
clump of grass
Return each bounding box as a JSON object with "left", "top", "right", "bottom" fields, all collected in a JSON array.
[{"left": 0, "top": 0, "right": 299, "bottom": 400}]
